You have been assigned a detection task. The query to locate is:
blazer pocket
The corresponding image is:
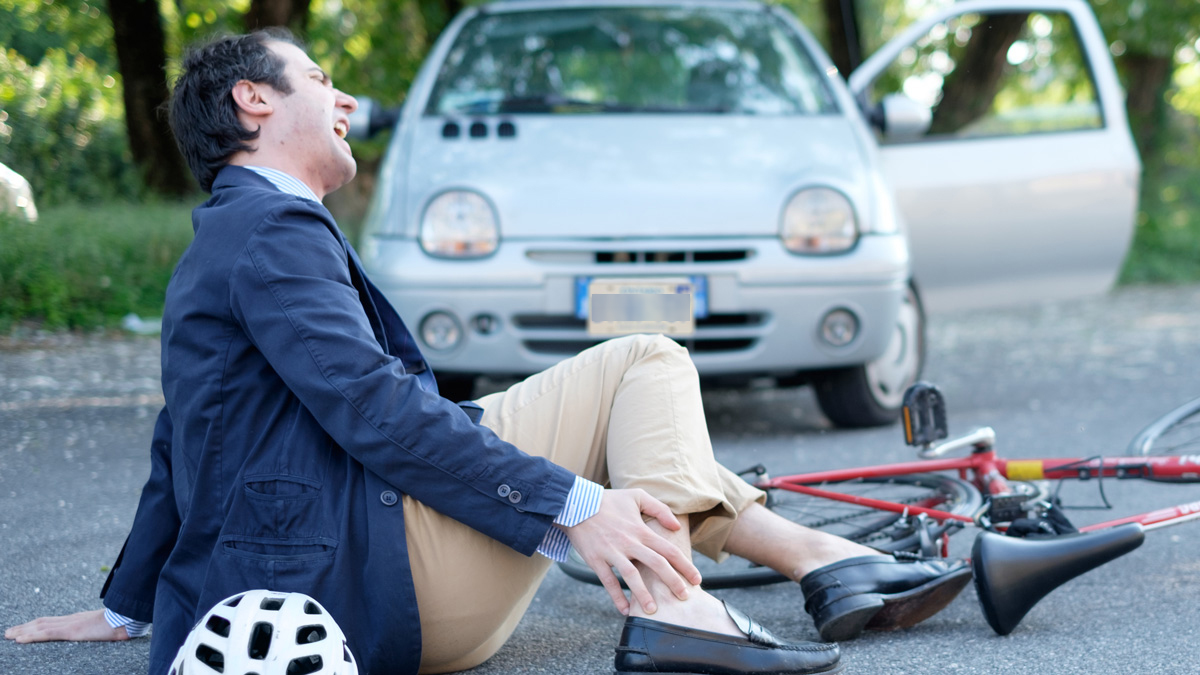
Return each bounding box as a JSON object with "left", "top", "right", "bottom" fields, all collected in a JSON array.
[
  {"left": 220, "top": 535, "right": 338, "bottom": 562},
  {"left": 243, "top": 474, "right": 322, "bottom": 501}
]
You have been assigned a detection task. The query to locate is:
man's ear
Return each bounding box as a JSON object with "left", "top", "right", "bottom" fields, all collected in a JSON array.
[{"left": 231, "top": 80, "right": 273, "bottom": 118}]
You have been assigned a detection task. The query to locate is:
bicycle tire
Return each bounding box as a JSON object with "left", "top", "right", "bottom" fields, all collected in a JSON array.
[
  {"left": 1125, "top": 396, "right": 1200, "bottom": 456},
  {"left": 557, "top": 472, "right": 983, "bottom": 590}
]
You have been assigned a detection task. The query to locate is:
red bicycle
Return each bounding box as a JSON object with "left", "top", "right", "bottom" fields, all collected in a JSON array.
[{"left": 560, "top": 383, "right": 1200, "bottom": 634}]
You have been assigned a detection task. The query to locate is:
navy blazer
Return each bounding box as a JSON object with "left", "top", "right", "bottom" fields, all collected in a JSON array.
[{"left": 102, "top": 166, "right": 575, "bottom": 674}]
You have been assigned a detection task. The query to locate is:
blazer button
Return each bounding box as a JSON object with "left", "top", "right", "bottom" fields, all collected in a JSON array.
[
  {"left": 508, "top": 491, "right": 522, "bottom": 504},
  {"left": 497, "top": 484, "right": 511, "bottom": 498},
  {"left": 380, "top": 490, "right": 398, "bottom": 506}
]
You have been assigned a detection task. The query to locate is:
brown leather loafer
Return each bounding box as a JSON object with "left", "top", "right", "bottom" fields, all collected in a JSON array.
[
  {"left": 799, "top": 553, "right": 972, "bottom": 642},
  {"left": 614, "top": 601, "right": 843, "bottom": 674}
]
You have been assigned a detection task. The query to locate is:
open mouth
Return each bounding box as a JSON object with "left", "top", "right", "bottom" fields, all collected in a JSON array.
[{"left": 334, "top": 120, "right": 349, "bottom": 139}]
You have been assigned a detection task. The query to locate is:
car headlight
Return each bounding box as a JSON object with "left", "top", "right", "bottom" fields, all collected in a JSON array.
[
  {"left": 780, "top": 187, "right": 858, "bottom": 254},
  {"left": 419, "top": 190, "right": 499, "bottom": 258}
]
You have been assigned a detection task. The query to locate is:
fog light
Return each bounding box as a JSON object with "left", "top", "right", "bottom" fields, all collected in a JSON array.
[
  {"left": 420, "top": 312, "right": 463, "bottom": 351},
  {"left": 471, "top": 313, "right": 500, "bottom": 336},
  {"left": 820, "top": 309, "right": 858, "bottom": 347}
]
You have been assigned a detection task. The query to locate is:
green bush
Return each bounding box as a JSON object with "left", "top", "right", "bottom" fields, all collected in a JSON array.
[
  {"left": 1119, "top": 105, "right": 1200, "bottom": 284},
  {"left": 0, "top": 201, "right": 193, "bottom": 330},
  {"left": 0, "top": 47, "right": 142, "bottom": 206}
]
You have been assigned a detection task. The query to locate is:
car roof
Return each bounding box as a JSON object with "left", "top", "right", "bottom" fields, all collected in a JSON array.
[{"left": 482, "top": 0, "right": 769, "bottom": 14}]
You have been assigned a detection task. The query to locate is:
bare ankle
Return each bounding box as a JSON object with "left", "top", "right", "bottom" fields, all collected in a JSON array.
[
  {"left": 628, "top": 585, "right": 743, "bottom": 637},
  {"left": 791, "top": 538, "right": 876, "bottom": 580}
]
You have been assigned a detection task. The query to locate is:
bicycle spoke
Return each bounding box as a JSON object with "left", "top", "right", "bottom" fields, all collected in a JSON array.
[
  {"left": 1155, "top": 419, "right": 1200, "bottom": 454},
  {"left": 767, "top": 476, "right": 978, "bottom": 547},
  {"left": 1128, "top": 396, "right": 1200, "bottom": 456}
]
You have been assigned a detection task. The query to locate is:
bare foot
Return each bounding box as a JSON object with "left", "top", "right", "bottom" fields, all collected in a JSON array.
[{"left": 5, "top": 609, "right": 129, "bottom": 643}]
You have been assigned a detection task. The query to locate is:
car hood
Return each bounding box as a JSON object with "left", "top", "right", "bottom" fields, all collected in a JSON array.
[{"left": 401, "top": 115, "right": 869, "bottom": 239}]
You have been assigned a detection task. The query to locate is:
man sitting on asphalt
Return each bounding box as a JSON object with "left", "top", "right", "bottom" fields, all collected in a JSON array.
[{"left": 5, "top": 29, "right": 970, "bottom": 675}]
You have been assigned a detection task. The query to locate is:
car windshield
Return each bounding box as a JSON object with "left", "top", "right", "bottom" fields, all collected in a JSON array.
[{"left": 425, "top": 6, "right": 838, "bottom": 116}]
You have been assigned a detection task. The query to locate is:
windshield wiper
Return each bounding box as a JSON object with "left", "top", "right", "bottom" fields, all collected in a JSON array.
[
  {"left": 452, "top": 96, "right": 734, "bottom": 115},
  {"left": 452, "top": 94, "right": 633, "bottom": 113},
  {"left": 621, "top": 103, "right": 735, "bottom": 114},
  {"left": 495, "top": 94, "right": 635, "bottom": 113}
]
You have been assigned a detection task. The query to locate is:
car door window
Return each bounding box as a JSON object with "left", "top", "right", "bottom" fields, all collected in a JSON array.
[{"left": 866, "top": 11, "right": 1102, "bottom": 142}]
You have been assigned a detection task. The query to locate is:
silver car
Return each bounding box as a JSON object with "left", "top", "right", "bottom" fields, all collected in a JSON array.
[{"left": 355, "top": 0, "right": 1138, "bottom": 426}]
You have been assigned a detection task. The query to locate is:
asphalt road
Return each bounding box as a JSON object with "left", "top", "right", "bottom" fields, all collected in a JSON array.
[{"left": 2, "top": 284, "right": 1199, "bottom": 674}]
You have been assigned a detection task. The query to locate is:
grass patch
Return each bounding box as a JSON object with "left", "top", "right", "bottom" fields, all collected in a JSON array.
[
  {"left": 1119, "top": 110, "right": 1200, "bottom": 284},
  {"left": 0, "top": 200, "right": 194, "bottom": 331}
]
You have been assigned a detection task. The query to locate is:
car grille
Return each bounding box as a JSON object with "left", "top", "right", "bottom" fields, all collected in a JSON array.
[
  {"left": 595, "top": 250, "right": 749, "bottom": 264},
  {"left": 513, "top": 313, "right": 766, "bottom": 355},
  {"left": 525, "top": 249, "right": 752, "bottom": 264},
  {"left": 524, "top": 337, "right": 756, "bottom": 355}
]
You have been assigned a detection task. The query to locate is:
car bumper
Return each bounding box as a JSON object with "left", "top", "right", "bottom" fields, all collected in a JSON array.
[{"left": 360, "top": 233, "right": 909, "bottom": 378}]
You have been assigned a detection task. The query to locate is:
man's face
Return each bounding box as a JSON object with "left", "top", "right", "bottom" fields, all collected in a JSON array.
[{"left": 261, "top": 41, "right": 358, "bottom": 197}]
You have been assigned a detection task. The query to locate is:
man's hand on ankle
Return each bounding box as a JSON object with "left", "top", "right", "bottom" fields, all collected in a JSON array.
[
  {"left": 561, "top": 488, "right": 702, "bottom": 616},
  {"left": 4, "top": 609, "right": 130, "bottom": 643}
]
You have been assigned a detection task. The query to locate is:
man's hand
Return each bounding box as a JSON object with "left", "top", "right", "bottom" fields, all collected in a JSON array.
[
  {"left": 562, "top": 488, "right": 702, "bottom": 616},
  {"left": 4, "top": 609, "right": 129, "bottom": 643}
]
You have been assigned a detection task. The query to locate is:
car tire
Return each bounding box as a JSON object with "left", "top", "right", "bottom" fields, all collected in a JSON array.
[
  {"left": 435, "top": 374, "right": 477, "bottom": 402},
  {"left": 813, "top": 282, "right": 925, "bottom": 428}
]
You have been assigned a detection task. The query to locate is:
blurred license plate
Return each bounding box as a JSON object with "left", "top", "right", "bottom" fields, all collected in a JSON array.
[{"left": 577, "top": 277, "right": 703, "bottom": 337}]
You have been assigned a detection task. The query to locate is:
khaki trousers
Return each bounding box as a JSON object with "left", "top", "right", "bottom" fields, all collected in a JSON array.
[{"left": 402, "top": 334, "right": 764, "bottom": 673}]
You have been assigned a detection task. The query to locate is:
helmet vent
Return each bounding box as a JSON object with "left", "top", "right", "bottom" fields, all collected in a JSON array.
[
  {"left": 248, "top": 622, "right": 274, "bottom": 660},
  {"left": 174, "top": 591, "right": 357, "bottom": 675},
  {"left": 195, "top": 644, "right": 225, "bottom": 673},
  {"left": 287, "top": 655, "right": 324, "bottom": 675},
  {"left": 297, "top": 625, "right": 327, "bottom": 644},
  {"left": 205, "top": 615, "right": 231, "bottom": 638}
]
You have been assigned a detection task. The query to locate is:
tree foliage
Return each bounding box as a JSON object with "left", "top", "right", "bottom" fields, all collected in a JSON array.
[
  {"left": 0, "top": 45, "right": 142, "bottom": 204},
  {"left": 0, "top": 0, "right": 114, "bottom": 69},
  {"left": 1089, "top": 0, "right": 1200, "bottom": 60}
]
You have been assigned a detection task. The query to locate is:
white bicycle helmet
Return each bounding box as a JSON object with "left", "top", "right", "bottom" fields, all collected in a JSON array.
[{"left": 168, "top": 590, "right": 358, "bottom": 675}]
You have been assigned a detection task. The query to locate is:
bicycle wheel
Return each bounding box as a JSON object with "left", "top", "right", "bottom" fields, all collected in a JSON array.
[
  {"left": 557, "top": 473, "right": 982, "bottom": 590},
  {"left": 1126, "top": 396, "right": 1200, "bottom": 456}
]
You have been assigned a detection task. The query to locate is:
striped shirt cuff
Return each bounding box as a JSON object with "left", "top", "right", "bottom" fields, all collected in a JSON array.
[
  {"left": 536, "top": 476, "right": 603, "bottom": 562},
  {"left": 104, "top": 608, "right": 150, "bottom": 638}
]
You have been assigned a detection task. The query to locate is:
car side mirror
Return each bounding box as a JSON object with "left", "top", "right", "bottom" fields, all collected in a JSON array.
[
  {"left": 873, "top": 94, "right": 931, "bottom": 142},
  {"left": 347, "top": 97, "right": 401, "bottom": 140}
]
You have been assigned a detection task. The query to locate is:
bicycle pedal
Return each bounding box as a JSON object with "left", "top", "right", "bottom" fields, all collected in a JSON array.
[
  {"left": 901, "top": 382, "right": 948, "bottom": 447},
  {"left": 987, "top": 494, "right": 1029, "bottom": 524}
]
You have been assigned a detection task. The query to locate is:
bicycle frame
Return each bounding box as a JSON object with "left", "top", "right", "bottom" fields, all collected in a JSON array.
[{"left": 763, "top": 440, "right": 1200, "bottom": 533}]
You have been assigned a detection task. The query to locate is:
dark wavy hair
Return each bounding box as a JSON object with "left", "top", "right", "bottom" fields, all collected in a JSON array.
[{"left": 168, "top": 28, "right": 300, "bottom": 192}]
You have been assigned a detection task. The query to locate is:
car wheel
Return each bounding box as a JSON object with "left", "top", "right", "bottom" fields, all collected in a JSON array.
[
  {"left": 435, "top": 374, "right": 477, "bottom": 402},
  {"left": 813, "top": 282, "right": 925, "bottom": 428}
]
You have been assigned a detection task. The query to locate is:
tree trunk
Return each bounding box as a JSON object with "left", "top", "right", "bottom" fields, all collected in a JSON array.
[
  {"left": 106, "top": 0, "right": 193, "bottom": 196},
  {"left": 418, "top": 0, "right": 464, "bottom": 43},
  {"left": 820, "top": 0, "right": 862, "bottom": 78},
  {"left": 930, "top": 13, "right": 1027, "bottom": 135},
  {"left": 245, "top": 0, "right": 310, "bottom": 34},
  {"left": 1119, "top": 52, "right": 1173, "bottom": 160}
]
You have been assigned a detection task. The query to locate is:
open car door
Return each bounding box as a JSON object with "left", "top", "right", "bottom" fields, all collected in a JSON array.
[{"left": 849, "top": 0, "right": 1140, "bottom": 312}]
